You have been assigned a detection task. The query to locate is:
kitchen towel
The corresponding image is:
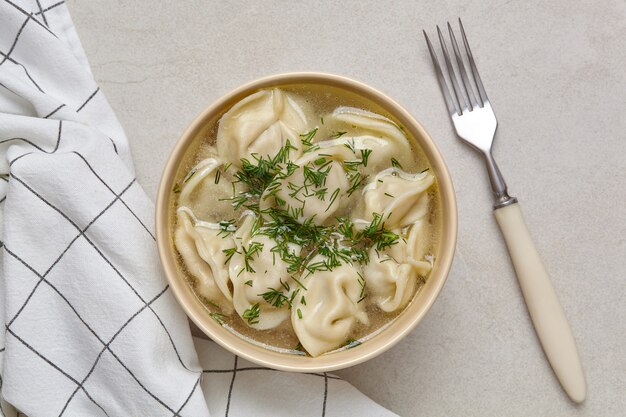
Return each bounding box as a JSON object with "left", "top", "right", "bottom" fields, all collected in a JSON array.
[{"left": 0, "top": 1, "right": 395, "bottom": 416}]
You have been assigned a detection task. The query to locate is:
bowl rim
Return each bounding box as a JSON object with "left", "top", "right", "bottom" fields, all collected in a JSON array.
[{"left": 155, "top": 71, "right": 457, "bottom": 372}]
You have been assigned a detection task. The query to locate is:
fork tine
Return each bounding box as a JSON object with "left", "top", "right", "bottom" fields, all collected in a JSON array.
[
  {"left": 459, "top": 18, "right": 488, "bottom": 105},
  {"left": 423, "top": 30, "right": 458, "bottom": 116},
  {"left": 437, "top": 25, "right": 468, "bottom": 113},
  {"left": 447, "top": 21, "right": 477, "bottom": 110}
]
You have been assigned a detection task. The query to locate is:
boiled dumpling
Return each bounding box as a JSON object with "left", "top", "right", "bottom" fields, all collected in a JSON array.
[
  {"left": 291, "top": 257, "right": 369, "bottom": 356},
  {"left": 174, "top": 208, "right": 234, "bottom": 313},
  {"left": 229, "top": 214, "right": 300, "bottom": 330},
  {"left": 178, "top": 155, "right": 244, "bottom": 221},
  {"left": 362, "top": 167, "right": 435, "bottom": 228},
  {"left": 260, "top": 144, "right": 353, "bottom": 224},
  {"left": 179, "top": 157, "right": 222, "bottom": 207},
  {"left": 216, "top": 89, "right": 309, "bottom": 166},
  {"left": 363, "top": 220, "right": 432, "bottom": 312},
  {"left": 325, "top": 106, "right": 414, "bottom": 173}
]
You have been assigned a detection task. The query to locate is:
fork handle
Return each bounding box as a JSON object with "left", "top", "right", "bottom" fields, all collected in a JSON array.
[{"left": 494, "top": 202, "right": 586, "bottom": 403}]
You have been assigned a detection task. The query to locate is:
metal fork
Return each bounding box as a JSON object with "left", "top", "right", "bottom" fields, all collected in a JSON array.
[{"left": 424, "top": 20, "right": 586, "bottom": 403}]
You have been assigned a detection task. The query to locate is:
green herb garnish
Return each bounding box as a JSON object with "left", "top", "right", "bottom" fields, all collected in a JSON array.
[
  {"left": 183, "top": 167, "right": 197, "bottom": 183},
  {"left": 260, "top": 288, "right": 291, "bottom": 308},
  {"left": 209, "top": 312, "right": 226, "bottom": 325},
  {"left": 357, "top": 271, "right": 367, "bottom": 303},
  {"left": 242, "top": 241, "right": 264, "bottom": 273},
  {"left": 343, "top": 339, "right": 362, "bottom": 349},
  {"left": 300, "top": 128, "right": 319, "bottom": 152},
  {"left": 242, "top": 303, "right": 261, "bottom": 325},
  {"left": 222, "top": 247, "right": 239, "bottom": 264}
]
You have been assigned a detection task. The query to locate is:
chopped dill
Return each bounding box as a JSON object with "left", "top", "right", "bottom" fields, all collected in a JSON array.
[
  {"left": 260, "top": 288, "right": 290, "bottom": 308},
  {"left": 242, "top": 303, "right": 260, "bottom": 325},
  {"left": 300, "top": 128, "right": 319, "bottom": 152},
  {"left": 326, "top": 188, "right": 341, "bottom": 211},
  {"left": 218, "top": 140, "right": 401, "bottom": 291},
  {"left": 245, "top": 280, "right": 253, "bottom": 287},
  {"left": 346, "top": 172, "right": 368, "bottom": 196},
  {"left": 391, "top": 157, "right": 402, "bottom": 169},
  {"left": 297, "top": 308, "right": 303, "bottom": 319},
  {"left": 209, "top": 312, "right": 226, "bottom": 325},
  {"left": 242, "top": 241, "right": 264, "bottom": 273},
  {"left": 222, "top": 247, "right": 239, "bottom": 264},
  {"left": 357, "top": 212, "right": 399, "bottom": 251},
  {"left": 183, "top": 167, "right": 197, "bottom": 183},
  {"left": 217, "top": 219, "right": 236, "bottom": 237},
  {"left": 172, "top": 183, "right": 181, "bottom": 193},
  {"left": 343, "top": 339, "right": 362, "bottom": 349},
  {"left": 357, "top": 271, "right": 367, "bottom": 303}
]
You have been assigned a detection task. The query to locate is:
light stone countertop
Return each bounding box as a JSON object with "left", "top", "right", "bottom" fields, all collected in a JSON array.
[{"left": 67, "top": 1, "right": 626, "bottom": 416}]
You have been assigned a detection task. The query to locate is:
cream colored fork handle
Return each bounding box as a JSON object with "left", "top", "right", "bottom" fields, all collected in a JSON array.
[{"left": 494, "top": 203, "right": 586, "bottom": 403}]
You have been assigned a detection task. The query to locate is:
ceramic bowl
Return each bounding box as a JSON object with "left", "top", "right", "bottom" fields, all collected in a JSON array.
[{"left": 155, "top": 72, "right": 457, "bottom": 372}]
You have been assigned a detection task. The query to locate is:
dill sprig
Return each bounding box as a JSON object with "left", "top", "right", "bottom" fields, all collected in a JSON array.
[
  {"left": 242, "top": 303, "right": 260, "bottom": 325},
  {"left": 183, "top": 166, "right": 197, "bottom": 183},
  {"left": 241, "top": 241, "right": 264, "bottom": 273},
  {"left": 343, "top": 339, "right": 362, "bottom": 349},
  {"left": 300, "top": 128, "right": 319, "bottom": 153},
  {"left": 330, "top": 131, "right": 347, "bottom": 139},
  {"left": 391, "top": 157, "right": 402, "bottom": 169},
  {"left": 343, "top": 149, "right": 372, "bottom": 196},
  {"left": 356, "top": 212, "right": 399, "bottom": 251},
  {"left": 357, "top": 271, "right": 367, "bottom": 303},
  {"left": 260, "top": 287, "right": 291, "bottom": 308},
  {"left": 233, "top": 142, "right": 295, "bottom": 198},
  {"left": 222, "top": 247, "right": 239, "bottom": 264},
  {"left": 209, "top": 312, "right": 226, "bottom": 325},
  {"left": 217, "top": 219, "right": 236, "bottom": 237}
]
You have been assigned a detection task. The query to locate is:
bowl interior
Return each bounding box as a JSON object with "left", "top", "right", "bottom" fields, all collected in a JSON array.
[{"left": 155, "top": 72, "right": 457, "bottom": 372}]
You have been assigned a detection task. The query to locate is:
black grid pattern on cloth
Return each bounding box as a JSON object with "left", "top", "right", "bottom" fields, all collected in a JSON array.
[
  {"left": 203, "top": 362, "right": 339, "bottom": 417},
  {"left": 0, "top": 0, "right": 62, "bottom": 94},
  {"left": 34, "top": 0, "right": 64, "bottom": 17},
  {"left": 0, "top": 4, "right": 201, "bottom": 412},
  {"left": 4, "top": 157, "right": 201, "bottom": 415}
]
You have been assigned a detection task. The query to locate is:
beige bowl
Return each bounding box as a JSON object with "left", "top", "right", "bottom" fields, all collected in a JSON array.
[{"left": 155, "top": 72, "right": 457, "bottom": 372}]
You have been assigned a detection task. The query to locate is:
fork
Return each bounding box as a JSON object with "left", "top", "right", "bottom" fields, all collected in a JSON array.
[{"left": 423, "top": 20, "right": 586, "bottom": 403}]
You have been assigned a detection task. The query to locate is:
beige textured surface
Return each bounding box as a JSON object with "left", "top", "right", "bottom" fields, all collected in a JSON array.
[{"left": 67, "top": 1, "right": 626, "bottom": 416}]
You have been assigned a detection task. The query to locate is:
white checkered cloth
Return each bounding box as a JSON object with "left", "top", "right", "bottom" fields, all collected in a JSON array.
[{"left": 0, "top": 2, "right": 397, "bottom": 417}]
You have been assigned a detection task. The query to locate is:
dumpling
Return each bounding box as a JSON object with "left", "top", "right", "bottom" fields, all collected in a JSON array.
[
  {"left": 291, "top": 257, "right": 369, "bottom": 357},
  {"left": 178, "top": 155, "right": 245, "bottom": 221},
  {"left": 174, "top": 208, "right": 234, "bottom": 313},
  {"left": 362, "top": 167, "right": 435, "bottom": 228},
  {"left": 216, "top": 89, "right": 309, "bottom": 166},
  {"left": 363, "top": 220, "right": 432, "bottom": 312},
  {"left": 229, "top": 214, "right": 300, "bottom": 330},
  {"left": 179, "top": 157, "right": 222, "bottom": 206},
  {"left": 260, "top": 144, "right": 352, "bottom": 224},
  {"left": 324, "top": 106, "right": 414, "bottom": 173}
]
